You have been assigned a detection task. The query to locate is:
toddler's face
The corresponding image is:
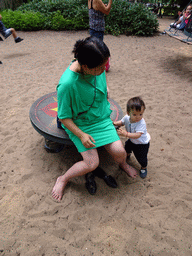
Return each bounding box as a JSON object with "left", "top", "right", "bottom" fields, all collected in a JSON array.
[{"left": 129, "top": 106, "right": 145, "bottom": 123}]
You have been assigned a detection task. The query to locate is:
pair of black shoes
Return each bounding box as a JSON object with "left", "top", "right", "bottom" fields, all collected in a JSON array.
[{"left": 85, "top": 167, "right": 117, "bottom": 195}]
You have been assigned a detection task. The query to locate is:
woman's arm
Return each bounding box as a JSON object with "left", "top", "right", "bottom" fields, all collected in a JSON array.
[
  {"left": 60, "top": 118, "right": 96, "bottom": 148},
  {"left": 93, "top": 0, "right": 112, "bottom": 15},
  {"left": 113, "top": 120, "right": 123, "bottom": 127}
]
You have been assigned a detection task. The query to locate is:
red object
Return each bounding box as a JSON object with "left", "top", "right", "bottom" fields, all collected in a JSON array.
[{"left": 105, "top": 58, "right": 110, "bottom": 72}]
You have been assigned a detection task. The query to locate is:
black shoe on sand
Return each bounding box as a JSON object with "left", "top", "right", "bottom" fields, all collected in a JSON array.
[
  {"left": 15, "top": 37, "right": 24, "bottom": 43},
  {"left": 93, "top": 167, "right": 117, "bottom": 188},
  {"left": 85, "top": 172, "right": 97, "bottom": 195}
]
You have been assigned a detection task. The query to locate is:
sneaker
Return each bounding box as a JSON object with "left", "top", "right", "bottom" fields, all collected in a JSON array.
[
  {"left": 15, "top": 37, "right": 24, "bottom": 43},
  {"left": 0, "top": 36, "right": 3, "bottom": 41},
  {"left": 0, "top": 61, "right": 2, "bottom": 64},
  {"left": 140, "top": 168, "right": 147, "bottom": 179},
  {"left": 170, "top": 24, "right": 176, "bottom": 28}
]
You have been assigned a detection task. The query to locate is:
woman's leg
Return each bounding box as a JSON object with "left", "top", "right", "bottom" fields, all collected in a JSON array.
[
  {"left": 52, "top": 148, "right": 99, "bottom": 201},
  {"left": 104, "top": 140, "right": 137, "bottom": 178}
]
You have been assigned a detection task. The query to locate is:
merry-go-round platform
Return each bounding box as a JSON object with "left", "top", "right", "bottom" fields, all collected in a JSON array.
[{"left": 29, "top": 91, "right": 123, "bottom": 152}]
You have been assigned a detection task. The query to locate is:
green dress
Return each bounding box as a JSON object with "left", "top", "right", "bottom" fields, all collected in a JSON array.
[{"left": 57, "top": 63, "right": 119, "bottom": 153}]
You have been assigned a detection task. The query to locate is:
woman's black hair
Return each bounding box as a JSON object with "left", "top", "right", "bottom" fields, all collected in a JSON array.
[
  {"left": 127, "top": 97, "right": 146, "bottom": 113},
  {"left": 72, "top": 36, "right": 110, "bottom": 69}
]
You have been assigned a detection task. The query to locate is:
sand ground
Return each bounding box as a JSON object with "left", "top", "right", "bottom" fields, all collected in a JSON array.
[{"left": 0, "top": 17, "right": 192, "bottom": 256}]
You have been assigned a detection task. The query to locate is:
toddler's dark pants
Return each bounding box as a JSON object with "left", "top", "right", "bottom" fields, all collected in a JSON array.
[{"left": 125, "top": 139, "right": 150, "bottom": 168}]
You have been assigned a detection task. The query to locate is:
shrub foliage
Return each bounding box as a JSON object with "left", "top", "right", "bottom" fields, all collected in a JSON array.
[{"left": 0, "top": 0, "right": 159, "bottom": 36}]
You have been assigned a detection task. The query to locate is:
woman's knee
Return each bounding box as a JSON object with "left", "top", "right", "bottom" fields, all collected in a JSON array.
[
  {"left": 81, "top": 150, "right": 99, "bottom": 171},
  {"left": 105, "top": 141, "right": 126, "bottom": 161},
  {"left": 86, "top": 159, "right": 99, "bottom": 171},
  {"left": 116, "top": 147, "right": 126, "bottom": 160}
]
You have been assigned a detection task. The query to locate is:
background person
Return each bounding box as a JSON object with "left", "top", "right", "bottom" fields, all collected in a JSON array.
[
  {"left": 0, "top": 14, "right": 23, "bottom": 43},
  {"left": 170, "top": 5, "right": 192, "bottom": 30},
  {"left": 88, "top": 0, "right": 112, "bottom": 71}
]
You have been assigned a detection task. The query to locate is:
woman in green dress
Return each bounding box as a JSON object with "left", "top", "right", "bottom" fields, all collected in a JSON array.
[{"left": 52, "top": 37, "right": 137, "bottom": 201}]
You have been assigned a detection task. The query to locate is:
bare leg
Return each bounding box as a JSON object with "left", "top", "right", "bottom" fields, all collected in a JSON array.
[
  {"left": 10, "top": 28, "right": 17, "bottom": 39},
  {"left": 52, "top": 148, "right": 99, "bottom": 201},
  {"left": 104, "top": 140, "right": 137, "bottom": 178}
]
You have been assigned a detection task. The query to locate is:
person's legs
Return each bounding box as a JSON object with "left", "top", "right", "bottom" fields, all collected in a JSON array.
[
  {"left": 104, "top": 140, "right": 137, "bottom": 178},
  {"left": 9, "top": 28, "right": 23, "bottom": 43},
  {"left": 176, "top": 16, "right": 183, "bottom": 25},
  {"left": 10, "top": 28, "right": 17, "bottom": 39},
  {"left": 89, "top": 29, "right": 110, "bottom": 71},
  {"left": 125, "top": 139, "right": 133, "bottom": 159},
  {"left": 89, "top": 29, "right": 104, "bottom": 40},
  {"left": 132, "top": 143, "right": 149, "bottom": 169},
  {"left": 52, "top": 148, "right": 99, "bottom": 201},
  {"left": 132, "top": 143, "right": 150, "bottom": 178}
]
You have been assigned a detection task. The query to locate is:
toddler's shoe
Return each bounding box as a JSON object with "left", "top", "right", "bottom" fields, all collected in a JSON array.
[
  {"left": 15, "top": 37, "right": 24, "bottom": 43},
  {"left": 0, "top": 36, "right": 3, "bottom": 41},
  {"left": 140, "top": 168, "right": 147, "bottom": 179}
]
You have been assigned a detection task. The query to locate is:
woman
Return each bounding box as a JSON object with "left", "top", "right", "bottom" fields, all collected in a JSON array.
[
  {"left": 52, "top": 37, "right": 137, "bottom": 201},
  {"left": 88, "top": 0, "right": 112, "bottom": 71}
]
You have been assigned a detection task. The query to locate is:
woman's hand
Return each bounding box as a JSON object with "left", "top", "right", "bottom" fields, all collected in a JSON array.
[
  {"left": 80, "top": 132, "right": 96, "bottom": 148},
  {"left": 113, "top": 120, "right": 123, "bottom": 128}
]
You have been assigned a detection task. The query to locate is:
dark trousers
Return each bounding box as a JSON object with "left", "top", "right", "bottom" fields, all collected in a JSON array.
[
  {"left": 89, "top": 29, "right": 104, "bottom": 41},
  {"left": 125, "top": 139, "right": 150, "bottom": 168}
]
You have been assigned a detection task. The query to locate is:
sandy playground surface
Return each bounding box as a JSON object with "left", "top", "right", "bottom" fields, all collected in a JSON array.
[{"left": 0, "top": 17, "right": 192, "bottom": 256}]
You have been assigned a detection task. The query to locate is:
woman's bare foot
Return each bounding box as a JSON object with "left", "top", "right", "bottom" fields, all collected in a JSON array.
[
  {"left": 52, "top": 176, "right": 67, "bottom": 201},
  {"left": 120, "top": 163, "right": 137, "bottom": 178}
]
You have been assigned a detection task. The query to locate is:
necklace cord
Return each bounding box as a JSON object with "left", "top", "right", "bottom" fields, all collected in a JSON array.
[{"left": 77, "top": 76, "right": 97, "bottom": 117}]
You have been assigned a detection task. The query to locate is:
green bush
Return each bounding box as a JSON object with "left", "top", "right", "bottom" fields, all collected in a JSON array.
[
  {"left": 50, "top": 10, "right": 74, "bottom": 30},
  {"left": 1, "top": 0, "right": 158, "bottom": 36},
  {"left": 1, "top": 9, "right": 46, "bottom": 30},
  {"left": 105, "top": 1, "right": 158, "bottom": 36}
]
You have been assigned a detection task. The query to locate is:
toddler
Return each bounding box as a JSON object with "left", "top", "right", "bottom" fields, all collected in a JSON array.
[{"left": 114, "top": 96, "right": 150, "bottom": 178}]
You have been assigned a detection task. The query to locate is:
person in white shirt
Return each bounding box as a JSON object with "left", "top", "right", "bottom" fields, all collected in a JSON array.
[{"left": 114, "top": 96, "right": 150, "bottom": 179}]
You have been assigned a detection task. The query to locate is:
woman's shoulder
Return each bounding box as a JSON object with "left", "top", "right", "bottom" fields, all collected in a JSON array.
[{"left": 57, "top": 67, "right": 77, "bottom": 91}]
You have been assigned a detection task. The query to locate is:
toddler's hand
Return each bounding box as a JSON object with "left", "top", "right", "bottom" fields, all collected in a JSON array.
[{"left": 118, "top": 128, "right": 128, "bottom": 137}]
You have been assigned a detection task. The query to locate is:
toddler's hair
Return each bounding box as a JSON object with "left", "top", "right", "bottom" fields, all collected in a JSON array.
[{"left": 127, "top": 96, "right": 146, "bottom": 113}]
